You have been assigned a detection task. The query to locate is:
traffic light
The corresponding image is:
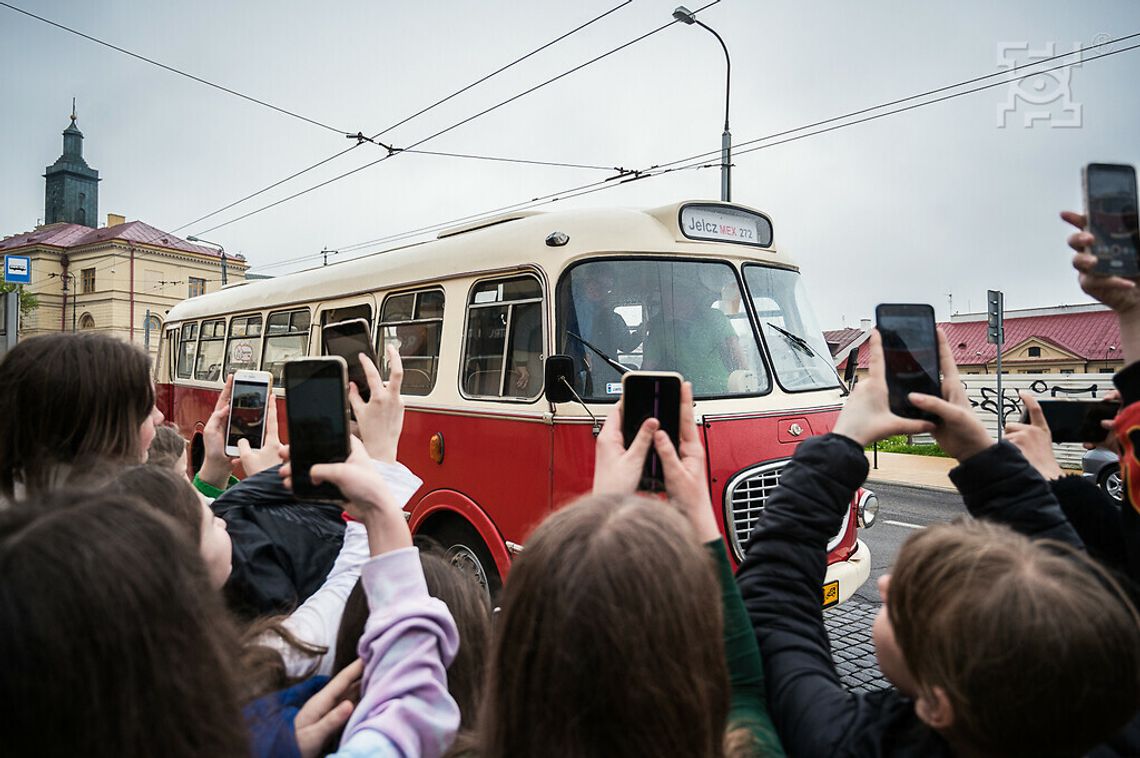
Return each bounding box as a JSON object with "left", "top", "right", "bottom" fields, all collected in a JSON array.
[{"left": 987, "top": 289, "right": 1004, "bottom": 345}]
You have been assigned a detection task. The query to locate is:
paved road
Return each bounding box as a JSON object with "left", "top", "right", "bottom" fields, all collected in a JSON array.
[{"left": 823, "top": 482, "right": 961, "bottom": 691}]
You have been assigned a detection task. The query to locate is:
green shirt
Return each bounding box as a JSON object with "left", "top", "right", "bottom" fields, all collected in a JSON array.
[
  {"left": 706, "top": 538, "right": 786, "bottom": 757},
  {"left": 645, "top": 307, "right": 736, "bottom": 394}
]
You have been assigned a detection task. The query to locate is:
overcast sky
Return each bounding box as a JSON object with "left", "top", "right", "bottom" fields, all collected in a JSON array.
[{"left": 2, "top": 0, "right": 1139, "bottom": 328}]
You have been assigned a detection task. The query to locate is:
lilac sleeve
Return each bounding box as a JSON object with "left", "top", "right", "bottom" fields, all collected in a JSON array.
[{"left": 329, "top": 547, "right": 461, "bottom": 758}]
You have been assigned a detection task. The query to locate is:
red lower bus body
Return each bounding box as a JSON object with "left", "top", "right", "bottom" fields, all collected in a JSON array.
[{"left": 160, "top": 384, "right": 866, "bottom": 601}]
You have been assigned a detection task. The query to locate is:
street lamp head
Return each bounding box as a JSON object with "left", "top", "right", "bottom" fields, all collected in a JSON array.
[
  {"left": 672, "top": 6, "right": 696, "bottom": 24},
  {"left": 186, "top": 235, "right": 200, "bottom": 242}
]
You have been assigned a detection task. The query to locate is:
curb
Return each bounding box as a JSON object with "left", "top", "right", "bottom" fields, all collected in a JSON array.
[{"left": 864, "top": 478, "right": 955, "bottom": 494}]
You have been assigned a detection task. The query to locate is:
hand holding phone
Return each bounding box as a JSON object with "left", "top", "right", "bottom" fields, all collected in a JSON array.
[
  {"left": 875, "top": 304, "right": 941, "bottom": 423},
  {"left": 621, "top": 371, "right": 683, "bottom": 491},
  {"left": 1083, "top": 163, "right": 1140, "bottom": 277},
  {"left": 284, "top": 357, "right": 351, "bottom": 500},
  {"left": 1019, "top": 397, "right": 1120, "bottom": 444},
  {"left": 323, "top": 318, "right": 378, "bottom": 403},
  {"left": 225, "top": 370, "right": 273, "bottom": 457}
]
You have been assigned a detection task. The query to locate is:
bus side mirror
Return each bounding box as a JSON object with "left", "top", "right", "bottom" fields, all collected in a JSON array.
[{"left": 544, "top": 355, "right": 576, "bottom": 404}]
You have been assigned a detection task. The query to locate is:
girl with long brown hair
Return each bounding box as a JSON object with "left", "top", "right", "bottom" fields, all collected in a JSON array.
[{"left": 457, "top": 383, "right": 783, "bottom": 757}]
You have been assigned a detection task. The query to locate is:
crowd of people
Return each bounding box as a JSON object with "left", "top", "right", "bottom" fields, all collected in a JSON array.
[{"left": 0, "top": 210, "right": 1138, "bottom": 757}]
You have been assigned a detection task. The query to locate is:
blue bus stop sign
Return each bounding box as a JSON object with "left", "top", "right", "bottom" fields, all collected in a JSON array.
[{"left": 4, "top": 255, "right": 31, "bottom": 284}]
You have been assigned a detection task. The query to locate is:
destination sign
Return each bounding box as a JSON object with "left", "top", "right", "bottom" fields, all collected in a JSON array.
[{"left": 679, "top": 204, "right": 772, "bottom": 247}]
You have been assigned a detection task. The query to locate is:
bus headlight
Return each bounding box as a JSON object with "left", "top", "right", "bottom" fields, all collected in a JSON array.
[{"left": 857, "top": 491, "right": 879, "bottom": 529}]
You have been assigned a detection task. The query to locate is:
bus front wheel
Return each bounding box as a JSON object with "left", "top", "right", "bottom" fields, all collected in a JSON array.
[{"left": 430, "top": 518, "right": 503, "bottom": 601}]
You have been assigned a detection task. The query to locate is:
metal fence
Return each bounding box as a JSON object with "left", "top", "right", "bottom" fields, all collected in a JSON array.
[{"left": 912, "top": 372, "right": 1115, "bottom": 469}]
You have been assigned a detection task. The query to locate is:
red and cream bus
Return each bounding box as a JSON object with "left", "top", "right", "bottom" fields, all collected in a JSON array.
[{"left": 157, "top": 200, "right": 875, "bottom": 604}]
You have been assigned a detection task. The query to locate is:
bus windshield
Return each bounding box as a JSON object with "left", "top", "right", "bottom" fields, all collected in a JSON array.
[
  {"left": 555, "top": 259, "right": 770, "bottom": 400},
  {"left": 743, "top": 264, "right": 839, "bottom": 392}
]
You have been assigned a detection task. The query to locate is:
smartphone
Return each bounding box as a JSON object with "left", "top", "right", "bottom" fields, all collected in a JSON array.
[
  {"left": 225, "top": 370, "right": 273, "bottom": 457},
  {"left": 284, "top": 357, "right": 350, "bottom": 500},
  {"left": 1020, "top": 398, "right": 1120, "bottom": 444},
  {"left": 875, "top": 304, "right": 941, "bottom": 422},
  {"left": 1083, "top": 163, "right": 1140, "bottom": 277},
  {"left": 322, "top": 318, "right": 377, "bottom": 403},
  {"left": 621, "top": 371, "right": 683, "bottom": 492}
]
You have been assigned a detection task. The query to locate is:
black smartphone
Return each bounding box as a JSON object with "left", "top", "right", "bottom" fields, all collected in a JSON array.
[
  {"left": 1083, "top": 163, "right": 1140, "bottom": 277},
  {"left": 875, "top": 304, "right": 941, "bottom": 422},
  {"left": 1021, "top": 398, "right": 1120, "bottom": 444},
  {"left": 284, "top": 357, "right": 350, "bottom": 500},
  {"left": 322, "top": 318, "right": 377, "bottom": 403},
  {"left": 621, "top": 371, "right": 682, "bottom": 492}
]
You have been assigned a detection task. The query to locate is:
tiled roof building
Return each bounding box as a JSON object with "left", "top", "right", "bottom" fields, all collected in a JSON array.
[{"left": 833, "top": 303, "right": 1124, "bottom": 376}]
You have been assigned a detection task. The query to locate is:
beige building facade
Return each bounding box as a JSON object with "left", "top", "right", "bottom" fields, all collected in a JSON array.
[{"left": 1, "top": 114, "right": 247, "bottom": 355}]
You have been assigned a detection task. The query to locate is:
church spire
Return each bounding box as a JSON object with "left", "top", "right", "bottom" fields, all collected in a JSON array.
[{"left": 44, "top": 103, "right": 100, "bottom": 227}]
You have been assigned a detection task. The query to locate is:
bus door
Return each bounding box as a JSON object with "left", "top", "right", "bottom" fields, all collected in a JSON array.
[{"left": 448, "top": 274, "right": 552, "bottom": 546}]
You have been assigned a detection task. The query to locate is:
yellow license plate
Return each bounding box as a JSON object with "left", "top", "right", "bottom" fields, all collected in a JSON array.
[{"left": 822, "top": 580, "right": 840, "bottom": 608}]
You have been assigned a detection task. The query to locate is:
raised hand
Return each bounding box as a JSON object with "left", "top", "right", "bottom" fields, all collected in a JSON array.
[
  {"left": 198, "top": 374, "right": 235, "bottom": 488},
  {"left": 653, "top": 381, "right": 720, "bottom": 542},
  {"left": 1063, "top": 210, "right": 1140, "bottom": 314},
  {"left": 832, "top": 330, "right": 937, "bottom": 447},
  {"left": 1003, "top": 393, "right": 1063, "bottom": 480},
  {"left": 592, "top": 402, "right": 658, "bottom": 496},
  {"left": 349, "top": 345, "right": 404, "bottom": 465},
  {"left": 905, "top": 329, "right": 994, "bottom": 461},
  {"left": 236, "top": 395, "right": 282, "bottom": 476}
]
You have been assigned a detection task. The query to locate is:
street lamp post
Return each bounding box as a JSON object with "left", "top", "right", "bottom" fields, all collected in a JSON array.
[
  {"left": 673, "top": 6, "right": 732, "bottom": 201},
  {"left": 187, "top": 235, "right": 228, "bottom": 286}
]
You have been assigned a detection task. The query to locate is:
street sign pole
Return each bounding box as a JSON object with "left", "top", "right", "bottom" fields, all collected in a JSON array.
[
  {"left": 987, "top": 289, "right": 1005, "bottom": 441},
  {"left": 3, "top": 290, "right": 18, "bottom": 353}
]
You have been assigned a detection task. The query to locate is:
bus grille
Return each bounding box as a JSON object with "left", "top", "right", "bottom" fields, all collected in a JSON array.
[{"left": 724, "top": 461, "right": 786, "bottom": 559}]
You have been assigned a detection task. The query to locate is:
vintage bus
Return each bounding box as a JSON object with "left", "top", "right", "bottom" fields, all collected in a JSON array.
[{"left": 157, "top": 200, "right": 876, "bottom": 604}]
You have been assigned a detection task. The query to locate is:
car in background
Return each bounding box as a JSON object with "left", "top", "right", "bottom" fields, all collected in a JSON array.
[{"left": 1082, "top": 447, "right": 1122, "bottom": 502}]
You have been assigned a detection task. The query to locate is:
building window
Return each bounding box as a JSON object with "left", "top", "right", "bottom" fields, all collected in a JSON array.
[
  {"left": 1061, "top": 369, "right": 1075, "bottom": 374},
  {"left": 1027, "top": 346, "right": 1042, "bottom": 358},
  {"left": 78, "top": 313, "right": 94, "bottom": 330},
  {"left": 81, "top": 268, "right": 96, "bottom": 293},
  {"left": 378, "top": 288, "right": 444, "bottom": 395},
  {"left": 188, "top": 277, "right": 206, "bottom": 298}
]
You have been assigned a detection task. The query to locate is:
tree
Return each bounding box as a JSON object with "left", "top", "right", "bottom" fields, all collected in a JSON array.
[{"left": 0, "top": 283, "right": 39, "bottom": 319}]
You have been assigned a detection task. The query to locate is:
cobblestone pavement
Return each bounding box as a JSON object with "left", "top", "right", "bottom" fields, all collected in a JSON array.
[{"left": 824, "top": 599, "right": 890, "bottom": 693}]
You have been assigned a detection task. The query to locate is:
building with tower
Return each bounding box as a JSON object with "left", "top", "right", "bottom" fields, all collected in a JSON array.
[{"left": 0, "top": 109, "right": 246, "bottom": 354}]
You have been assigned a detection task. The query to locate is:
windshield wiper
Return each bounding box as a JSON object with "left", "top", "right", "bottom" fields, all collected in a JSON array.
[
  {"left": 567, "top": 331, "right": 629, "bottom": 375},
  {"left": 763, "top": 322, "right": 850, "bottom": 395}
]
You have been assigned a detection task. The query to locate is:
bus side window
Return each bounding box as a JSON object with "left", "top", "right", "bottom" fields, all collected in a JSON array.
[
  {"left": 224, "top": 315, "right": 264, "bottom": 375},
  {"left": 176, "top": 322, "right": 198, "bottom": 380},
  {"left": 194, "top": 319, "right": 227, "bottom": 382},
  {"left": 462, "top": 275, "right": 544, "bottom": 400},
  {"left": 262, "top": 308, "right": 311, "bottom": 384},
  {"left": 156, "top": 328, "right": 174, "bottom": 382},
  {"left": 378, "top": 288, "right": 444, "bottom": 396}
]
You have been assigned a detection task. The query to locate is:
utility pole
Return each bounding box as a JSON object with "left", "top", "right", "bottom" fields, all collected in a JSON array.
[{"left": 987, "top": 289, "right": 1005, "bottom": 440}]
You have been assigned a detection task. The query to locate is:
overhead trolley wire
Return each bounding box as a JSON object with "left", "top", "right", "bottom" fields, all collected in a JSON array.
[
  {"left": 0, "top": 1, "right": 348, "bottom": 135},
  {"left": 185, "top": 1, "right": 723, "bottom": 237},
  {"left": 172, "top": 0, "right": 637, "bottom": 232},
  {"left": 252, "top": 34, "right": 1139, "bottom": 274}
]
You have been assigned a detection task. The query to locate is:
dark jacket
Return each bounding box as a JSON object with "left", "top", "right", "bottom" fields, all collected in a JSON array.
[
  {"left": 211, "top": 464, "right": 346, "bottom": 620},
  {"left": 736, "top": 433, "right": 950, "bottom": 758}
]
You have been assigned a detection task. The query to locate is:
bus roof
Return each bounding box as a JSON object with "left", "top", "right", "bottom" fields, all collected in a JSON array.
[{"left": 165, "top": 200, "right": 791, "bottom": 322}]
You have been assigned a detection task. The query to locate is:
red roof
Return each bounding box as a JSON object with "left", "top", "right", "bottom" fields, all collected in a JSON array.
[
  {"left": 824, "top": 327, "right": 866, "bottom": 357},
  {"left": 838, "top": 308, "right": 1121, "bottom": 369},
  {"left": 0, "top": 221, "right": 224, "bottom": 258}
]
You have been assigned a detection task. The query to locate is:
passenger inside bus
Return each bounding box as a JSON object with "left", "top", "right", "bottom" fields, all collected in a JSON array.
[
  {"left": 642, "top": 267, "right": 744, "bottom": 395},
  {"left": 563, "top": 263, "right": 642, "bottom": 396}
]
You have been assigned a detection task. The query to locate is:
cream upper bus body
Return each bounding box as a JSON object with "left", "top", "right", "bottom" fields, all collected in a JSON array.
[
  {"left": 161, "top": 200, "right": 843, "bottom": 416},
  {"left": 159, "top": 200, "right": 868, "bottom": 603}
]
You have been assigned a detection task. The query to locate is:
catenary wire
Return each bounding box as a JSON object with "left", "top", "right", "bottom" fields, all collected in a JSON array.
[
  {"left": 256, "top": 38, "right": 1139, "bottom": 273},
  {"left": 172, "top": 1, "right": 635, "bottom": 232},
  {"left": 187, "top": 1, "right": 722, "bottom": 237},
  {"left": 0, "top": 1, "right": 348, "bottom": 135}
]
